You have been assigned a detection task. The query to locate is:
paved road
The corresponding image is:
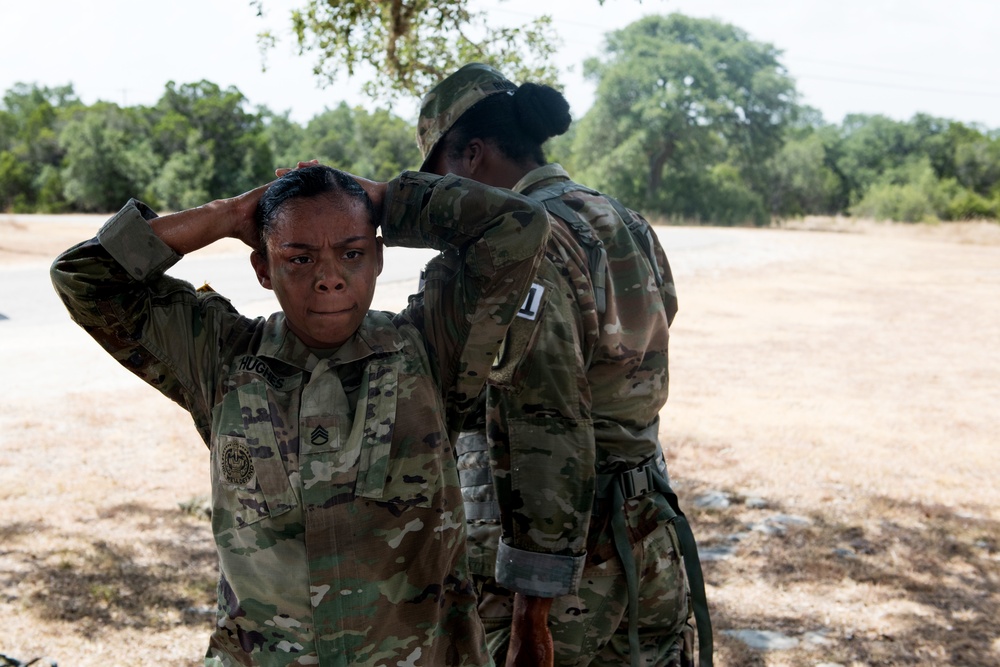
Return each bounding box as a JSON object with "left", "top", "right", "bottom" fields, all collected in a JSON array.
[{"left": 0, "top": 226, "right": 811, "bottom": 397}]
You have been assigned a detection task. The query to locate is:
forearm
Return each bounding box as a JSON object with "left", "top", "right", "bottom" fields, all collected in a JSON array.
[
  {"left": 489, "top": 272, "right": 595, "bottom": 596},
  {"left": 381, "top": 171, "right": 549, "bottom": 432},
  {"left": 380, "top": 172, "right": 547, "bottom": 264},
  {"left": 51, "top": 200, "right": 239, "bottom": 427},
  {"left": 149, "top": 188, "right": 261, "bottom": 255}
]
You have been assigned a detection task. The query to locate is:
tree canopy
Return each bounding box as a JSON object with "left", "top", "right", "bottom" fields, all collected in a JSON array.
[
  {"left": 253, "top": 0, "right": 562, "bottom": 100},
  {"left": 572, "top": 13, "right": 797, "bottom": 224}
]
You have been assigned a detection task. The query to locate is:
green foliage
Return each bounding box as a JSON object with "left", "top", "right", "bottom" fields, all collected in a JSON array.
[
  {"left": 543, "top": 123, "right": 578, "bottom": 174},
  {"left": 0, "top": 110, "right": 17, "bottom": 151},
  {"left": 953, "top": 132, "right": 1000, "bottom": 195},
  {"left": 298, "top": 102, "right": 420, "bottom": 179},
  {"left": 946, "top": 188, "right": 997, "bottom": 220},
  {"left": 0, "top": 78, "right": 419, "bottom": 214},
  {"left": 851, "top": 182, "right": 936, "bottom": 223},
  {"left": 809, "top": 113, "right": 999, "bottom": 222},
  {"left": 32, "top": 165, "right": 67, "bottom": 213},
  {"left": 850, "top": 158, "right": 957, "bottom": 222},
  {"left": 353, "top": 106, "right": 422, "bottom": 177},
  {"left": 835, "top": 114, "right": 917, "bottom": 204},
  {"left": 255, "top": 0, "right": 560, "bottom": 100},
  {"left": 700, "top": 163, "right": 769, "bottom": 226},
  {"left": 150, "top": 133, "right": 214, "bottom": 211},
  {"left": 765, "top": 131, "right": 843, "bottom": 216},
  {"left": 0, "top": 150, "right": 29, "bottom": 211},
  {"left": 59, "top": 103, "right": 159, "bottom": 212},
  {"left": 573, "top": 13, "right": 796, "bottom": 223},
  {"left": 153, "top": 81, "right": 274, "bottom": 202},
  {"left": 0, "top": 83, "right": 80, "bottom": 211},
  {"left": 262, "top": 109, "right": 308, "bottom": 172}
]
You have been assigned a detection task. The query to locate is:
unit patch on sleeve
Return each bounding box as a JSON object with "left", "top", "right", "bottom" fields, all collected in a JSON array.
[{"left": 517, "top": 283, "right": 545, "bottom": 321}]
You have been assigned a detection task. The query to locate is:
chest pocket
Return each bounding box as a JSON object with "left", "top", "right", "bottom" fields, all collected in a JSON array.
[
  {"left": 212, "top": 383, "right": 297, "bottom": 529},
  {"left": 298, "top": 356, "right": 435, "bottom": 509},
  {"left": 355, "top": 358, "right": 441, "bottom": 509}
]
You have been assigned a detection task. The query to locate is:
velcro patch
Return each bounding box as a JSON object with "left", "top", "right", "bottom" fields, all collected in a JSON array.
[{"left": 517, "top": 283, "right": 545, "bottom": 321}]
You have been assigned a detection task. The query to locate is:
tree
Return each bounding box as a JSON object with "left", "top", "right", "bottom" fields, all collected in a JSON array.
[
  {"left": 351, "top": 106, "right": 421, "bottom": 177},
  {"left": 150, "top": 81, "right": 274, "bottom": 205},
  {"left": 252, "top": 0, "right": 562, "bottom": 99},
  {"left": 0, "top": 83, "right": 79, "bottom": 211},
  {"left": 262, "top": 108, "right": 308, "bottom": 172},
  {"left": 0, "top": 149, "right": 30, "bottom": 211},
  {"left": 849, "top": 157, "right": 957, "bottom": 223},
  {"left": 951, "top": 126, "right": 1000, "bottom": 196},
  {"left": 59, "top": 103, "right": 159, "bottom": 212},
  {"left": 766, "top": 130, "right": 843, "bottom": 217},
  {"left": 572, "top": 13, "right": 796, "bottom": 222},
  {"left": 834, "top": 114, "right": 921, "bottom": 204},
  {"left": 298, "top": 102, "right": 420, "bottom": 179},
  {"left": 151, "top": 133, "right": 214, "bottom": 211}
]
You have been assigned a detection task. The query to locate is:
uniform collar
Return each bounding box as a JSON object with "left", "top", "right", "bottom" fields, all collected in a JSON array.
[
  {"left": 511, "top": 163, "right": 571, "bottom": 195},
  {"left": 256, "top": 310, "right": 405, "bottom": 372}
]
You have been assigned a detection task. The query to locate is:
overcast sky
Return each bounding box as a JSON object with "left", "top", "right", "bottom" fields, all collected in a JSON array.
[{"left": 2, "top": 0, "right": 999, "bottom": 129}]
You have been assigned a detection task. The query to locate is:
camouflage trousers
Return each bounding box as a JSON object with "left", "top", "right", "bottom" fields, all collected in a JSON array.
[{"left": 473, "top": 513, "right": 690, "bottom": 667}]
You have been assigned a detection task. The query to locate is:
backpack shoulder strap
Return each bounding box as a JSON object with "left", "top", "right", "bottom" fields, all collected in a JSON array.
[
  {"left": 603, "top": 195, "right": 665, "bottom": 287},
  {"left": 530, "top": 182, "right": 609, "bottom": 314}
]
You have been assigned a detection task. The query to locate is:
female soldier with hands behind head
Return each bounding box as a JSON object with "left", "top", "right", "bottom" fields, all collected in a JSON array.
[{"left": 51, "top": 163, "right": 549, "bottom": 666}]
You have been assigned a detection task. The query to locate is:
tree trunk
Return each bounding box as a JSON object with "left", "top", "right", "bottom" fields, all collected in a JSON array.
[{"left": 646, "top": 141, "right": 674, "bottom": 206}]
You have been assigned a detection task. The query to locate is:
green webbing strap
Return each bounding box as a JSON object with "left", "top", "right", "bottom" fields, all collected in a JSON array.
[
  {"left": 607, "top": 475, "right": 644, "bottom": 667},
  {"left": 605, "top": 195, "right": 664, "bottom": 288},
  {"left": 597, "top": 465, "right": 714, "bottom": 667},
  {"left": 650, "top": 472, "right": 714, "bottom": 667},
  {"left": 530, "top": 181, "right": 666, "bottom": 314},
  {"left": 531, "top": 186, "right": 608, "bottom": 313}
]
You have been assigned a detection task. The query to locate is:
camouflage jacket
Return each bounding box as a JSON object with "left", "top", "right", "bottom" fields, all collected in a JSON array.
[
  {"left": 50, "top": 172, "right": 549, "bottom": 666},
  {"left": 460, "top": 164, "right": 677, "bottom": 597}
]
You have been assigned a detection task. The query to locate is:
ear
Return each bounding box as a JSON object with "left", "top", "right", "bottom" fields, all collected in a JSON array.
[
  {"left": 465, "top": 138, "right": 486, "bottom": 176},
  {"left": 250, "top": 250, "right": 273, "bottom": 290},
  {"left": 375, "top": 237, "right": 384, "bottom": 277}
]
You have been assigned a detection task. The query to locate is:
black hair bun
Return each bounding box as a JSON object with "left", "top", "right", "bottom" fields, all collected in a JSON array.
[{"left": 513, "top": 82, "right": 571, "bottom": 143}]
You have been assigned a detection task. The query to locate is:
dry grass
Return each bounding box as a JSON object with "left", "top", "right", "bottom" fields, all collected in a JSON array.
[
  {"left": 664, "top": 216, "right": 1000, "bottom": 666},
  {"left": 1, "top": 214, "right": 998, "bottom": 665}
]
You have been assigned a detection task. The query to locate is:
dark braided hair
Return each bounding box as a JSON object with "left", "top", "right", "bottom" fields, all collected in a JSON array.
[
  {"left": 255, "top": 165, "right": 375, "bottom": 256},
  {"left": 443, "top": 83, "right": 571, "bottom": 167}
]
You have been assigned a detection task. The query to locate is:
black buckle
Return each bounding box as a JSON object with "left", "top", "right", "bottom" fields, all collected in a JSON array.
[{"left": 619, "top": 466, "right": 652, "bottom": 499}]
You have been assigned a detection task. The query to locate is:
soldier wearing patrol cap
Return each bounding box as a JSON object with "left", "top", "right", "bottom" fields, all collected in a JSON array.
[
  {"left": 51, "top": 163, "right": 549, "bottom": 666},
  {"left": 418, "top": 63, "right": 713, "bottom": 667}
]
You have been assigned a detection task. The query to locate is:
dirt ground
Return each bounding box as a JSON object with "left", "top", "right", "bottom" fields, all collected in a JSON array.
[{"left": 1, "top": 214, "right": 999, "bottom": 666}]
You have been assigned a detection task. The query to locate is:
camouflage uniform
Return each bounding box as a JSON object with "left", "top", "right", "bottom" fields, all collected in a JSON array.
[
  {"left": 415, "top": 64, "right": 706, "bottom": 667},
  {"left": 50, "top": 171, "right": 550, "bottom": 667},
  {"left": 459, "top": 165, "right": 689, "bottom": 667}
]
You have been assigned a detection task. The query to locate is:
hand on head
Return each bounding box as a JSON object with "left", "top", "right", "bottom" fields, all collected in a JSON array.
[
  {"left": 274, "top": 160, "right": 386, "bottom": 219},
  {"left": 275, "top": 159, "right": 322, "bottom": 178}
]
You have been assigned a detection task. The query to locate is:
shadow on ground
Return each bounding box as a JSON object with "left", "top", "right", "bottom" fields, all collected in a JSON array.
[
  {"left": 680, "top": 481, "right": 999, "bottom": 666},
  {"left": 10, "top": 502, "right": 216, "bottom": 634}
]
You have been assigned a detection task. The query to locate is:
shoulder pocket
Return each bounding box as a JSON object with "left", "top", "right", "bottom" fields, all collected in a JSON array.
[{"left": 490, "top": 280, "right": 552, "bottom": 389}]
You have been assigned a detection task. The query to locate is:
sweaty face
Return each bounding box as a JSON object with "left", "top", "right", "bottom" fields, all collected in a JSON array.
[{"left": 251, "top": 192, "right": 383, "bottom": 349}]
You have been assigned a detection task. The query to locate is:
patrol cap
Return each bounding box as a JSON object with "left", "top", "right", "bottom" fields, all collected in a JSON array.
[{"left": 417, "top": 63, "right": 517, "bottom": 171}]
